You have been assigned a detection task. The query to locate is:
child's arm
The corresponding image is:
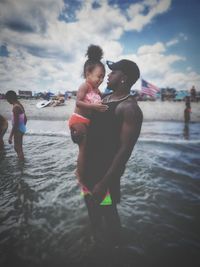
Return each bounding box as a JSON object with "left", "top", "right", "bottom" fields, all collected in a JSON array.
[
  {"left": 24, "top": 113, "right": 27, "bottom": 125},
  {"left": 76, "top": 83, "right": 108, "bottom": 112},
  {"left": 8, "top": 106, "right": 20, "bottom": 144}
]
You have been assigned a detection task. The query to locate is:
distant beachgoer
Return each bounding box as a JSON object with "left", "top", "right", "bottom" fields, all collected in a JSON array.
[
  {"left": 190, "top": 85, "right": 196, "bottom": 102},
  {"left": 50, "top": 95, "right": 65, "bottom": 107},
  {"left": 5, "top": 90, "right": 27, "bottom": 161},
  {"left": 64, "top": 91, "right": 68, "bottom": 100},
  {"left": 68, "top": 45, "right": 108, "bottom": 183},
  {"left": 0, "top": 115, "right": 8, "bottom": 150},
  {"left": 184, "top": 96, "right": 191, "bottom": 124}
]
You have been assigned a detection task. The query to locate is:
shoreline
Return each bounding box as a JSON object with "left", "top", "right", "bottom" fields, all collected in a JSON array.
[{"left": 0, "top": 99, "right": 200, "bottom": 122}]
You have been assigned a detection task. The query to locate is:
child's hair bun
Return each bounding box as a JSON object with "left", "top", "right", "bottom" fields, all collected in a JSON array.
[{"left": 86, "top": 45, "right": 103, "bottom": 62}]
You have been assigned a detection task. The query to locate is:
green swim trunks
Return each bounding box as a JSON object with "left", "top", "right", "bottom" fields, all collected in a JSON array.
[{"left": 80, "top": 184, "right": 112, "bottom": 205}]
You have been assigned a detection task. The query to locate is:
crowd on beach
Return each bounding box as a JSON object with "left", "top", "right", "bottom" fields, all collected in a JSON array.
[
  {"left": 136, "top": 85, "right": 199, "bottom": 102},
  {"left": 0, "top": 84, "right": 198, "bottom": 103}
]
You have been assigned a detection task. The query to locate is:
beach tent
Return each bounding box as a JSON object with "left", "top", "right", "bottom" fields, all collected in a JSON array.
[{"left": 174, "top": 90, "right": 189, "bottom": 101}]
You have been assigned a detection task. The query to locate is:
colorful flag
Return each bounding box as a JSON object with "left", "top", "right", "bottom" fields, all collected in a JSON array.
[{"left": 141, "top": 79, "right": 160, "bottom": 97}]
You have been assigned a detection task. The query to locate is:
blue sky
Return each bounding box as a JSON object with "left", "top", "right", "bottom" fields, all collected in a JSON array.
[{"left": 0, "top": 0, "right": 199, "bottom": 93}]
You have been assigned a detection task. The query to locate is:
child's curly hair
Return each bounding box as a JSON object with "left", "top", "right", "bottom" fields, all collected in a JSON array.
[{"left": 83, "top": 45, "right": 105, "bottom": 78}]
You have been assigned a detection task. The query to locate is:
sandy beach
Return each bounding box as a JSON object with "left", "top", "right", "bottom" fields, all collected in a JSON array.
[{"left": 0, "top": 98, "right": 199, "bottom": 122}]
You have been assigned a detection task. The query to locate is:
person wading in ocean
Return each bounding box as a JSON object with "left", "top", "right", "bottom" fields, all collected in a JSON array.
[
  {"left": 5, "top": 90, "right": 27, "bottom": 161},
  {"left": 82, "top": 59, "right": 143, "bottom": 247}
]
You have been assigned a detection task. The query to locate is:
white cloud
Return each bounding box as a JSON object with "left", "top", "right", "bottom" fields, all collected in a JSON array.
[
  {"left": 179, "top": 32, "right": 188, "bottom": 41},
  {"left": 127, "top": 41, "right": 200, "bottom": 91},
  {"left": 0, "top": 0, "right": 127, "bottom": 93},
  {"left": 125, "top": 0, "right": 172, "bottom": 31},
  {"left": 166, "top": 38, "right": 179, "bottom": 47},
  {"left": 0, "top": 0, "right": 64, "bottom": 33},
  {"left": 0, "top": 0, "right": 199, "bottom": 95},
  {"left": 166, "top": 32, "right": 188, "bottom": 47},
  {"left": 127, "top": 3, "right": 145, "bottom": 17},
  {"left": 163, "top": 71, "right": 200, "bottom": 91},
  {"left": 138, "top": 42, "right": 166, "bottom": 54}
]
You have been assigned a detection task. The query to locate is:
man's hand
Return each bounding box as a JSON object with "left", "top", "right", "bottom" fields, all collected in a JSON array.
[
  {"left": 92, "top": 181, "right": 107, "bottom": 204},
  {"left": 92, "top": 103, "right": 108, "bottom": 112}
]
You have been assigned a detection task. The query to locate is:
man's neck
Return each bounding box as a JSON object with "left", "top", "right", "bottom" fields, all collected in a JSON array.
[
  {"left": 111, "top": 89, "right": 130, "bottom": 100},
  {"left": 105, "top": 92, "right": 130, "bottom": 103}
]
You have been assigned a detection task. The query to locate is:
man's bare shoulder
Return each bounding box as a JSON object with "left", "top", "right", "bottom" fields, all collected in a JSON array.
[
  {"left": 77, "top": 82, "right": 89, "bottom": 92},
  {"left": 117, "top": 96, "right": 143, "bottom": 120}
]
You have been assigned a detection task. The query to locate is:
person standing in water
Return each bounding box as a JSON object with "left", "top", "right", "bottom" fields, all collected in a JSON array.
[
  {"left": 83, "top": 59, "right": 143, "bottom": 246},
  {"left": 184, "top": 96, "right": 191, "bottom": 124},
  {"left": 5, "top": 91, "right": 27, "bottom": 161},
  {"left": 68, "top": 45, "right": 108, "bottom": 184},
  {"left": 0, "top": 115, "right": 8, "bottom": 151}
]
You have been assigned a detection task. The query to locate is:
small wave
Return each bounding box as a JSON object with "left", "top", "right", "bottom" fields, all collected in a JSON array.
[
  {"left": 141, "top": 132, "right": 181, "bottom": 137},
  {"left": 139, "top": 137, "right": 200, "bottom": 145},
  {"left": 26, "top": 131, "right": 69, "bottom": 137},
  {"left": 25, "top": 131, "right": 200, "bottom": 144}
]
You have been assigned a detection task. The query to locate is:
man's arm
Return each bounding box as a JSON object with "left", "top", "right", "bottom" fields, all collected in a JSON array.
[{"left": 92, "top": 100, "right": 143, "bottom": 202}]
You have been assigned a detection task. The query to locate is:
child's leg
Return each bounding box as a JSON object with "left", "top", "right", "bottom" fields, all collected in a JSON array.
[
  {"left": 14, "top": 131, "right": 24, "bottom": 161},
  {"left": 77, "top": 133, "right": 87, "bottom": 180},
  {"left": 70, "top": 123, "right": 87, "bottom": 181}
]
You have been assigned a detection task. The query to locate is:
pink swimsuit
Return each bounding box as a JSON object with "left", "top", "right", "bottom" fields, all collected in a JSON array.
[
  {"left": 68, "top": 82, "right": 101, "bottom": 128},
  {"left": 83, "top": 82, "right": 101, "bottom": 104}
]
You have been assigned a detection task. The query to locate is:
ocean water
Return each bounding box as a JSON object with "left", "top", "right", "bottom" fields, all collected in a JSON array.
[{"left": 0, "top": 121, "right": 200, "bottom": 267}]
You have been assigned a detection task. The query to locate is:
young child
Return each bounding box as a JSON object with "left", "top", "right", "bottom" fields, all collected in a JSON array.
[
  {"left": 5, "top": 90, "right": 27, "bottom": 161},
  {"left": 69, "top": 45, "right": 108, "bottom": 182}
]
